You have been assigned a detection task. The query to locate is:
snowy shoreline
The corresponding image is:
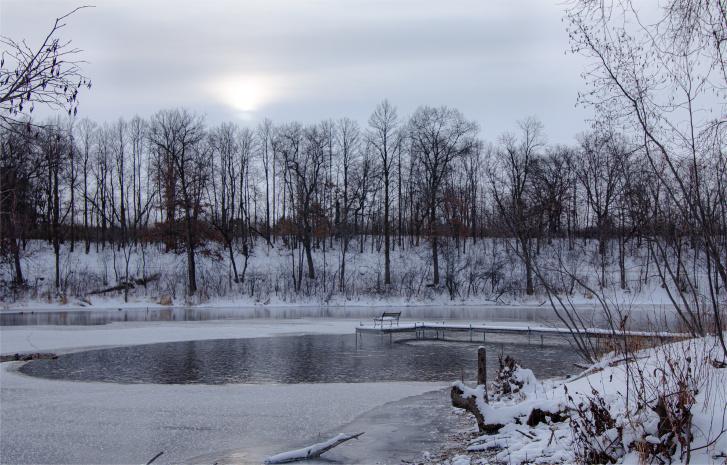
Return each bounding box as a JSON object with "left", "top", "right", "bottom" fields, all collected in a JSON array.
[{"left": 430, "top": 335, "right": 727, "bottom": 465}]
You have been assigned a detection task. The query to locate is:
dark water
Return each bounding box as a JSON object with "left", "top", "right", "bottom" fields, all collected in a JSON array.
[{"left": 19, "top": 333, "right": 581, "bottom": 384}]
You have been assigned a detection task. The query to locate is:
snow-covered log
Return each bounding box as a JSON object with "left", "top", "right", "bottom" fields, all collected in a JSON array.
[
  {"left": 264, "top": 432, "right": 364, "bottom": 464},
  {"left": 451, "top": 347, "right": 499, "bottom": 433},
  {"left": 451, "top": 382, "right": 500, "bottom": 433}
]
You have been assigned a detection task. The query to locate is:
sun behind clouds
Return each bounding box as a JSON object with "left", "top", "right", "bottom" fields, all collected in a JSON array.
[{"left": 207, "top": 74, "right": 281, "bottom": 115}]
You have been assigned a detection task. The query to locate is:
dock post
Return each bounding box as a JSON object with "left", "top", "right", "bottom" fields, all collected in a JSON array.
[
  {"left": 477, "top": 346, "right": 488, "bottom": 403},
  {"left": 469, "top": 324, "right": 473, "bottom": 342},
  {"left": 540, "top": 334, "right": 544, "bottom": 347},
  {"left": 477, "top": 346, "right": 487, "bottom": 385}
]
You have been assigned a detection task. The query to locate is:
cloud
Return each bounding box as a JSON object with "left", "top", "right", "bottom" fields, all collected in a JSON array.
[{"left": 0, "top": 0, "right": 590, "bottom": 142}]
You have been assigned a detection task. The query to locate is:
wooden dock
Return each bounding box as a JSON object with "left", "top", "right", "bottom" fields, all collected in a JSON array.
[{"left": 355, "top": 321, "right": 689, "bottom": 345}]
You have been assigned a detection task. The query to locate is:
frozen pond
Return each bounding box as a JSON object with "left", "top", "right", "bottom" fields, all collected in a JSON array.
[
  {"left": 19, "top": 333, "right": 581, "bottom": 384},
  {"left": 3, "top": 316, "right": 585, "bottom": 464}
]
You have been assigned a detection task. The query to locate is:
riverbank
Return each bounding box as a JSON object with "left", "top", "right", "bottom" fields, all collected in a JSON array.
[
  {"left": 2, "top": 239, "right": 677, "bottom": 312},
  {"left": 428, "top": 335, "right": 727, "bottom": 465}
]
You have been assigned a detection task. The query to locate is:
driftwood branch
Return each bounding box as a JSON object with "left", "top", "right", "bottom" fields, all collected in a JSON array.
[
  {"left": 264, "top": 432, "right": 364, "bottom": 464},
  {"left": 0, "top": 352, "right": 57, "bottom": 363},
  {"left": 144, "top": 451, "right": 163, "bottom": 465}
]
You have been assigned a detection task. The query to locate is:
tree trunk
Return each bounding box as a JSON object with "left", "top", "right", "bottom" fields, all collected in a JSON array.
[
  {"left": 303, "top": 235, "right": 315, "bottom": 280},
  {"left": 431, "top": 200, "right": 440, "bottom": 286},
  {"left": 184, "top": 209, "right": 197, "bottom": 295},
  {"left": 12, "top": 239, "right": 23, "bottom": 286},
  {"left": 227, "top": 237, "right": 239, "bottom": 283},
  {"left": 340, "top": 236, "right": 348, "bottom": 292},
  {"left": 619, "top": 235, "right": 626, "bottom": 290},
  {"left": 384, "top": 177, "right": 391, "bottom": 285},
  {"left": 521, "top": 237, "right": 534, "bottom": 295}
]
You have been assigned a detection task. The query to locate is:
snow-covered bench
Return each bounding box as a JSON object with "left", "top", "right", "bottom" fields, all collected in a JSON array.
[{"left": 373, "top": 311, "right": 401, "bottom": 327}]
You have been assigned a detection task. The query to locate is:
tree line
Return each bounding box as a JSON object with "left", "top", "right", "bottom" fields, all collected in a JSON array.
[{"left": 1, "top": 103, "right": 723, "bottom": 300}]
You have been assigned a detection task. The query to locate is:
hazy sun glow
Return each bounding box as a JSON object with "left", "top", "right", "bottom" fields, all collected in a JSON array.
[{"left": 208, "top": 74, "right": 278, "bottom": 114}]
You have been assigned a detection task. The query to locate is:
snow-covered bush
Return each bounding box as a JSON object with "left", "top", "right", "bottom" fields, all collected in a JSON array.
[
  {"left": 568, "top": 387, "right": 625, "bottom": 464},
  {"left": 491, "top": 355, "right": 537, "bottom": 401}
]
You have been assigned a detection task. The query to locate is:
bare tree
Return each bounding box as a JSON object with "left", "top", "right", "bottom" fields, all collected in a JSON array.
[
  {"left": 532, "top": 145, "right": 573, "bottom": 243},
  {"left": 568, "top": 0, "right": 727, "bottom": 354},
  {"left": 74, "top": 118, "right": 96, "bottom": 253},
  {"left": 335, "top": 117, "right": 361, "bottom": 292},
  {"left": 368, "top": 100, "right": 400, "bottom": 286},
  {"left": 0, "top": 121, "right": 42, "bottom": 286},
  {"left": 575, "top": 129, "right": 630, "bottom": 287},
  {"left": 408, "top": 106, "right": 477, "bottom": 287},
  {"left": 148, "top": 109, "right": 207, "bottom": 296},
  {"left": 278, "top": 122, "right": 328, "bottom": 284},
  {"left": 488, "top": 118, "right": 545, "bottom": 295},
  {"left": 0, "top": 7, "right": 91, "bottom": 129},
  {"left": 39, "top": 120, "right": 69, "bottom": 292},
  {"left": 257, "top": 118, "right": 274, "bottom": 243},
  {"left": 461, "top": 141, "right": 485, "bottom": 246}
]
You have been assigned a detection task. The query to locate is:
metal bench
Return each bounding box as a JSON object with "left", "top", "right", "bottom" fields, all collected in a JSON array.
[{"left": 373, "top": 311, "right": 401, "bottom": 327}]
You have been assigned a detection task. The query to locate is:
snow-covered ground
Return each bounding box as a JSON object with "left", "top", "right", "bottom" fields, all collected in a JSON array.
[
  {"left": 1, "top": 364, "right": 445, "bottom": 464},
  {"left": 0, "top": 318, "right": 449, "bottom": 464},
  {"left": 2, "top": 239, "right": 680, "bottom": 310},
  {"left": 434, "top": 336, "right": 727, "bottom": 465}
]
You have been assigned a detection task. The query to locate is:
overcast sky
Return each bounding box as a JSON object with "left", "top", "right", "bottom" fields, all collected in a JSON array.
[{"left": 1, "top": 0, "right": 591, "bottom": 143}]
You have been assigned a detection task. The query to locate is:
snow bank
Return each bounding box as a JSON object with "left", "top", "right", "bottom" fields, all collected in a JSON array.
[{"left": 447, "top": 336, "right": 727, "bottom": 465}]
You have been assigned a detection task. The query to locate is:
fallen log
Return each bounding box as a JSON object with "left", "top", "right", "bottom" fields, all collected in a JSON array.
[
  {"left": 86, "top": 273, "right": 161, "bottom": 296},
  {"left": 264, "top": 432, "right": 364, "bottom": 464},
  {"left": 86, "top": 282, "right": 134, "bottom": 296},
  {"left": 134, "top": 273, "right": 160, "bottom": 286},
  {"left": 0, "top": 352, "right": 58, "bottom": 363},
  {"left": 451, "top": 347, "right": 504, "bottom": 434},
  {"left": 451, "top": 382, "right": 502, "bottom": 433}
]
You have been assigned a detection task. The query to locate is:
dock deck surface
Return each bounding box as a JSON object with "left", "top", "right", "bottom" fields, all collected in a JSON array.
[{"left": 355, "top": 321, "right": 688, "bottom": 340}]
